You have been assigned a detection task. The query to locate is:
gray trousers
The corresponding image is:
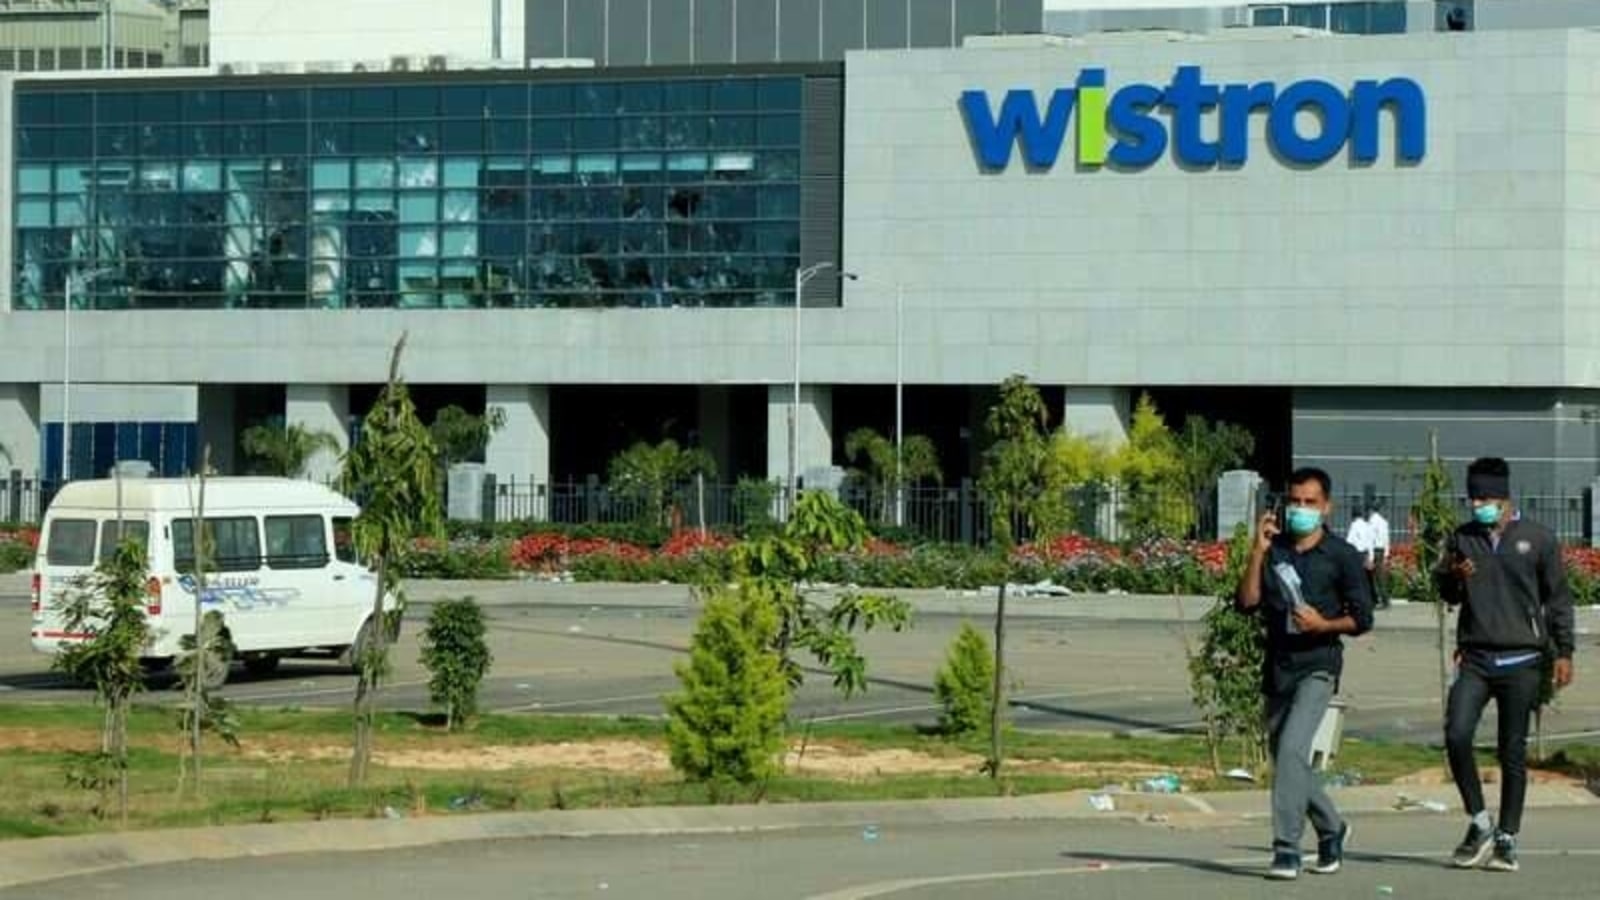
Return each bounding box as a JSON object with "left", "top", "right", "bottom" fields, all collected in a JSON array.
[{"left": 1266, "top": 671, "right": 1344, "bottom": 850}]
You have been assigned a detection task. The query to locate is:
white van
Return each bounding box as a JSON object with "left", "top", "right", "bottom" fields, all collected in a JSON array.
[{"left": 30, "top": 477, "right": 398, "bottom": 686}]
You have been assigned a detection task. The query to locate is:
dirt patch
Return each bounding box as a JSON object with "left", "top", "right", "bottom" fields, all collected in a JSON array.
[
  {"left": 0, "top": 728, "right": 103, "bottom": 754},
  {"left": 1391, "top": 766, "right": 1585, "bottom": 788}
]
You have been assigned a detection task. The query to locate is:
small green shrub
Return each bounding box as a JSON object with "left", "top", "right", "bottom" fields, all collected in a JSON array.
[
  {"left": 934, "top": 623, "right": 995, "bottom": 737},
  {"left": 420, "top": 597, "right": 494, "bottom": 731}
]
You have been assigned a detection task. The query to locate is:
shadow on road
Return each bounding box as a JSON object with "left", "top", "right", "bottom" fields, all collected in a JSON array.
[{"left": 1059, "top": 849, "right": 1257, "bottom": 879}]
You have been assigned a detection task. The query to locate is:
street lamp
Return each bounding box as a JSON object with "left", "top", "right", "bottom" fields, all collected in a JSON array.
[
  {"left": 840, "top": 273, "right": 908, "bottom": 527},
  {"left": 62, "top": 267, "right": 115, "bottom": 484},
  {"left": 789, "top": 261, "right": 836, "bottom": 515}
]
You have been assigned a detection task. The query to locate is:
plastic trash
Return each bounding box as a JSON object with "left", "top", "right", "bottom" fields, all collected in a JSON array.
[
  {"left": 448, "top": 794, "right": 484, "bottom": 812},
  {"left": 382, "top": 806, "right": 402, "bottom": 820},
  {"left": 567, "top": 625, "right": 584, "bottom": 633},
  {"left": 1089, "top": 793, "right": 1116, "bottom": 812},
  {"left": 862, "top": 825, "right": 880, "bottom": 841},
  {"left": 1377, "top": 887, "right": 1395, "bottom": 896},
  {"left": 1139, "top": 774, "right": 1182, "bottom": 794},
  {"left": 1225, "top": 768, "right": 1256, "bottom": 782},
  {"left": 1420, "top": 800, "right": 1450, "bottom": 813}
]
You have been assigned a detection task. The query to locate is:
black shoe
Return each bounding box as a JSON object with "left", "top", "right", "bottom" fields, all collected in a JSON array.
[
  {"left": 1266, "top": 849, "right": 1301, "bottom": 880},
  {"left": 1484, "top": 832, "right": 1519, "bottom": 872},
  {"left": 1452, "top": 821, "right": 1495, "bottom": 868},
  {"left": 1308, "top": 821, "right": 1351, "bottom": 874}
]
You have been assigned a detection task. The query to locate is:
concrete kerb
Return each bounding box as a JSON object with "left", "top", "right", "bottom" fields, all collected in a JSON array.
[{"left": 0, "top": 784, "right": 1593, "bottom": 890}]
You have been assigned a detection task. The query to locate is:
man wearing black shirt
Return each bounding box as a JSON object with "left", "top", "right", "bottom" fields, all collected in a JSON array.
[
  {"left": 1435, "top": 457, "right": 1576, "bottom": 874},
  {"left": 1239, "top": 467, "right": 1375, "bottom": 880}
]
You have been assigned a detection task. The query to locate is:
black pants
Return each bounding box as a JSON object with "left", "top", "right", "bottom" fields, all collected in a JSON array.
[
  {"left": 1444, "top": 654, "right": 1542, "bottom": 835},
  {"left": 1371, "top": 549, "right": 1389, "bottom": 606}
]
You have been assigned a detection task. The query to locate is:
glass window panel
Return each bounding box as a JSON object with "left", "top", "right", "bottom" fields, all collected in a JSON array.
[
  {"left": 18, "top": 199, "right": 52, "bottom": 227},
  {"left": 19, "top": 164, "right": 52, "bottom": 193},
  {"left": 223, "top": 124, "right": 262, "bottom": 155},
  {"left": 399, "top": 261, "right": 438, "bottom": 306},
  {"left": 710, "top": 80, "right": 756, "bottom": 110},
  {"left": 397, "top": 121, "right": 439, "bottom": 153},
  {"left": 355, "top": 191, "right": 397, "bottom": 212},
  {"left": 533, "top": 119, "right": 572, "bottom": 151},
  {"left": 53, "top": 93, "right": 90, "bottom": 124},
  {"left": 760, "top": 150, "right": 800, "bottom": 180},
  {"left": 313, "top": 192, "right": 351, "bottom": 213},
  {"left": 54, "top": 197, "right": 88, "bottom": 227},
  {"left": 535, "top": 154, "right": 573, "bottom": 177},
  {"left": 710, "top": 115, "right": 755, "bottom": 146},
  {"left": 712, "top": 152, "right": 756, "bottom": 176},
  {"left": 531, "top": 85, "right": 573, "bottom": 115},
  {"left": 664, "top": 115, "right": 707, "bottom": 149},
  {"left": 399, "top": 192, "right": 437, "bottom": 222},
  {"left": 265, "top": 515, "right": 328, "bottom": 569},
  {"left": 356, "top": 158, "right": 397, "bottom": 189},
  {"left": 443, "top": 157, "right": 481, "bottom": 187},
  {"left": 312, "top": 159, "right": 350, "bottom": 189},
  {"left": 663, "top": 81, "right": 707, "bottom": 112},
  {"left": 55, "top": 163, "right": 89, "bottom": 193},
  {"left": 97, "top": 127, "right": 134, "bottom": 157},
  {"left": 488, "top": 119, "right": 527, "bottom": 152},
  {"left": 1289, "top": 4, "right": 1328, "bottom": 28},
  {"left": 265, "top": 123, "right": 306, "bottom": 154},
  {"left": 574, "top": 118, "right": 617, "bottom": 150},
  {"left": 139, "top": 161, "right": 179, "bottom": 190},
  {"left": 399, "top": 157, "right": 439, "bottom": 188},
  {"left": 222, "top": 90, "right": 265, "bottom": 120},
  {"left": 483, "top": 223, "right": 522, "bottom": 255},
  {"left": 138, "top": 125, "right": 180, "bottom": 155},
  {"left": 621, "top": 117, "right": 662, "bottom": 149},
  {"left": 622, "top": 153, "right": 663, "bottom": 174},
  {"left": 350, "top": 87, "right": 396, "bottom": 118},
  {"left": 96, "top": 92, "right": 139, "bottom": 124},
  {"left": 17, "top": 94, "right": 54, "bottom": 125},
  {"left": 619, "top": 82, "right": 661, "bottom": 113},
  {"left": 575, "top": 153, "right": 618, "bottom": 176},
  {"left": 442, "top": 119, "right": 484, "bottom": 153},
  {"left": 178, "top": 159, "right": 221, "bottom": 191},
  {"left": 263, "top": 88, "right": 306, "bottom": 120},
  {"left": 400, "top": 226, "right": 438, "bottom": 256},
  {"left": 485, "top": 84, "right": 527, "bottom": 116},
  {"left": 312, "top": 88, "right": 351, "bottom": 119},
  {"left": 442, "top": 191, "right": 478, "bottom": 222},
  {"left": 575, "top": 222, "right": 615, "bottom": 254},
  {"left": 576, "top": 83, "right": 619, "bottom": 114},
  {"left": 759, "top": 185, "right": 801, "bottom": 218},
  {"left": 183, "top": 90, "right": 220, "bottom": 121},
  {"left": 396, "top": 86, "right": 439, "bottom": 117},
  {"left": 442, "top": 226, "right": 478, "bottom": 256},
  {"left": 668, "top": 152, "right": 709, "bottom": 173},
  {"left": 313, "top": 121, "right": 349, "bottom": 154},
  {"left": 185, "top": 125, "right": 221, "bottom": 156},
  {"left": 757, "top": 115, "right": 800, "bottom": 147},
  {"left": 1371, "top": 2, "right": 1407, "bottom": 33},
  {"left": 139, "top": 91, "right": 181, "bottom": 121},
  {"left": 351, "top": 122, "right": 395, "bottom": 153},
  {"left": 441, "top": 85, "right": 483, "bottom": 117}
]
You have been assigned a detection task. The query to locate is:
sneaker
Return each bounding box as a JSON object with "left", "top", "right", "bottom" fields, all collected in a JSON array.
[
  {"left": 1452, "top": 821, "right": 1495, "bottom": 868},
  {"left": 1266, "top": 849, "right": 1301, "bottom": 880},
  {"left": 1484, "top": 832, "right": 1519, "bottom": 872},
  {"left": 1308, "top": 821, "right": 1351, "bottom": 874}
]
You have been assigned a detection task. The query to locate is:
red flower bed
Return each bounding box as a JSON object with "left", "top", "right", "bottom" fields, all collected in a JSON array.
[
  {"left": 0, "top": 528, "right": 39, "bottom": 550},
  {"left": 659, "top": 531, "right": 735, "bottom": 558},
  {"left": 508, "top": 533, "right": 652, "bottom": 573}
]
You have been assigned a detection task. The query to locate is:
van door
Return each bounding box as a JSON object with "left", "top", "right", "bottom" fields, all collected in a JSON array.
[
  {"left": 33, "top": 516, "right": 100, "bottom": 646},
  {"left": 262, "top": 512, "right": 341, "bottom": 648},
  {"left": 171, "top": 516, "right": 276, "bottom": 650}
]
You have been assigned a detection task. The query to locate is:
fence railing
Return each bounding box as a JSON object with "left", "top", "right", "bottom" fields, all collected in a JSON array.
[{"left": 5, "top": 469, "right": 1594, "bottom": 549}]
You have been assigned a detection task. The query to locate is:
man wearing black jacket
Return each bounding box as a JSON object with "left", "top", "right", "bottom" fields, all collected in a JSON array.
[
  {"left": 1239, "top": 467, "right": 1374, "bottom": 880},
  {"left": 1435, "top": 457, "right": 1576, "bottom": 873}
]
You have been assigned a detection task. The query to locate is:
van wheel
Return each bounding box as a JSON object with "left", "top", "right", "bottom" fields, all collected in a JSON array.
[
  {"left": 340, "top": 618, "right": 377, "bottom": 674},
  {"left": 243, "top": 655, "right": 280, "bottom": 677}
]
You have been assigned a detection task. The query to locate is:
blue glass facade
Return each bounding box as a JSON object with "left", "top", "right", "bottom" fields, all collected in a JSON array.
[
  {"left": 41, "top": 421, "right": 197, "bottom": 483},
  {"left": 13, "top": 74, "right": 807, "bottom": 310}
]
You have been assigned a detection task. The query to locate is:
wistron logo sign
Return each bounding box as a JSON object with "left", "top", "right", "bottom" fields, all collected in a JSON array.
[{"left": 959, "top": 66, "right": 1426, "bottom": 170}]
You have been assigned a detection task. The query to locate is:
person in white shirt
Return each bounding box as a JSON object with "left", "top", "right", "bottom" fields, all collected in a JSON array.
[
  {"left": 1367, "top": 503, "right": 1391, "bottom": 609},
  {"left": 1346, "top": 511, "right": 1383, "bottom": 610}
]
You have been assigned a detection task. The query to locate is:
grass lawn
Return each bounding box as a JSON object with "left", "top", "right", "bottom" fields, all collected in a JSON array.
[{"left": 0, "top": 702, "right": 1578, "bottom": 840}]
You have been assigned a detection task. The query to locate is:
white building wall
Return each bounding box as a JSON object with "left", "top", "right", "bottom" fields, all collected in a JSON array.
[{"left": 210, "top": 0, "right": 525, "bottom": 67}]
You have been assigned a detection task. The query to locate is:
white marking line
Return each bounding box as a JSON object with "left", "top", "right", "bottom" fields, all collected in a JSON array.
[
  {"left": 803, "top": 850, "right": 1600, "bottom": 900},
  {"left": 497, "top": 691, "right": 665, "bottom": 713}
]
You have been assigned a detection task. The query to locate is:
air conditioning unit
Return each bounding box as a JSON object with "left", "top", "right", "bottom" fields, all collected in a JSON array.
[
  {"left": 217, "top": 61, "right": 254, "bottom": 75},
  {"left": 390, "top": 55, "right": 411, "bottom": 71},
  {"left": 426, "top": 54, "right": 449, "bottom": 71}
]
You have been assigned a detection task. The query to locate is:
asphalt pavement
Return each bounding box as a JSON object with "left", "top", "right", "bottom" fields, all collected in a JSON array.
[
  {"left": 2, "top": 578, "right": 1598, "bottom": 745},
  {"left": 8, "top": 805, "right": 1600, "bottom": 899}
]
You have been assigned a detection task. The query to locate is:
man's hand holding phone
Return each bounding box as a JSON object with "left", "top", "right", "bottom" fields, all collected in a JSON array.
[{"left": 1255, "top": 506, "right": 1281, "bottom": 555}]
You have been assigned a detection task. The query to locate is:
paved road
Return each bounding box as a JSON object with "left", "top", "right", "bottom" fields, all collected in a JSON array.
[
  {"left": 3, "top": 582, "right": 1599, "bottom": 745},
  {"left": 9, "top": 807, "right": 1600, "bottom": 899}
]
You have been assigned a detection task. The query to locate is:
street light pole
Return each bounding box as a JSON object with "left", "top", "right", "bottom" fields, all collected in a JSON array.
[
  {"left": 789, "top": 261, "right": 834, "bottom": 517},
  {"left": 895, "top": 281, "right": 904, "bottom": 527},
  {"left": 61, "top": 267, "right": 113, "bottom": 485}
]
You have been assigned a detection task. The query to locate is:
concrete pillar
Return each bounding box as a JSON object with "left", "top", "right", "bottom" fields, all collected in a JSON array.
[
  {"left": 284, "top": 384, "right": 349, "bottom": 483},
  {"left": 0, "top": 383, "right": 41, "bottom": 475},
  {"left": 485, "top": 384, "right": 551, "bottom": 487},
  {"left": 198, "top": 385, "right": 237, "bottom": 475},
  {"left": 1063, "top": 386, "right": 1132, "bottom": 444},
  {"left": 766, "top": 384, "right": 834, "bottom": 487},
  {"left": 696, "top": 386, "right": 734, "bottom": 479}
]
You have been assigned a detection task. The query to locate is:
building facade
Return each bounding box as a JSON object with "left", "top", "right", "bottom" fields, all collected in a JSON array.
[
  {"left": 6, "top": 8, "right": 1600, "bottom": 523},
  {"left": 0, "top": 0, "right": 209, "bottom": 73}
]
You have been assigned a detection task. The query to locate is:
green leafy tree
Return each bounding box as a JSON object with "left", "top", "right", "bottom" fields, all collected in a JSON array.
[
  {"left": 608, "top": 439, "right": 717, "bottom": 527},
  {"left": 1111, "top": 394, "right": 1191, "bottom": 541},
  {"left": 420, "top": 597, "right": 494, "bottom": 732},
  {"left": 338, "top": 334, "right": 443, "bottom": 787},
  {"left": 934, "top": 623, "right": 995, "bottom": 737},
  {"left": 1411, "top": 431, "right": 1456, "bottom": 723},
  {"left": 240, "top": 418, "right": 342, "bottom": 478},
  {"left": 1186, "top": 524, "right": 1267, "bottom": 775},
  {"left": 843, "top": 427, "right": 943, "bottom": 525},
  {"left": 732, "top": 476, "right": 779, "bottom": 536},
  {"left": 175, "top": 610, "right": 242, "bottom": 781},
  {"left": 978, "top": 374, "right": 1059, "bottom": 778},
  {"left": 1046, "top": 428, "right": 1117, "bottom": 536},
  {"left": 664, "top": 583, "right": 790, "bottom": 795},
  {"left": 1176, "top": 415, "right": 1256, "bottom": 531},
  {"left": 52, "top": 536, "right": 153, "bottom": 825},
  {"left": 430, "top": 405, "right": 507, "bottom": 467},
  {"left": 727, "top": 490, "right": 911, "bottom": 697}
]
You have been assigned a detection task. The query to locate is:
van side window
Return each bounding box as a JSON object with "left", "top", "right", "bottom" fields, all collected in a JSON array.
[
  {"left": 98, "top": 520, "right": 151, "bottom": 562},
  {"left": 265, "top": 515, "right": 329, "bottom": 569},
  {"left": 46, "top": 519, "right": 96, "bottom": 566},
  {"left": 332, "top": 517, "right": 358, "bottom": 564},
  {"left": 173, "top": 517, "right": 262, "bottom": 573}
]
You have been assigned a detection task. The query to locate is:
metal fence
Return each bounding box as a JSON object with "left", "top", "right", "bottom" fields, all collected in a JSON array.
[{"left": 5, "top": 469, "right": 1593, "bottom": 548}]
